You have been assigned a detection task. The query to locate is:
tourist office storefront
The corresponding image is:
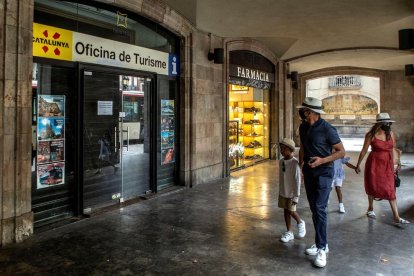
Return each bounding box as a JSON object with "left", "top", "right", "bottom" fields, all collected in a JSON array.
[
  {"left": 32, "top": 0, "right": 180, "bottom": 227},
  {"left": 228, "top": 51, "right": 275, "bottom": 171}
]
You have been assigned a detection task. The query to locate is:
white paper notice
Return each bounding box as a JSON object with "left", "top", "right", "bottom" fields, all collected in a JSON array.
[{"left": 97, "top": 101, "right": 113, "bottom": 115}]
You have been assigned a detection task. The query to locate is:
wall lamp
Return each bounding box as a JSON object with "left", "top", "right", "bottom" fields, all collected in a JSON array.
[
  {"left": 405, "top": 64, "right": 414, "bottom": 86},
  {"left": 207, "top": 33, "right": 224, "bottom": 64},
  {"left": 208, "top": 48, "right": 224, "bottom": 64},
  {"left": 287, "top": 71, "right": 299, "bottom": 89},
  {"left": 399, "top": 29, "right": 414, "bottom": 50},
  {"left": 405, "top": 64, "right": 414, "bottom": 76}
]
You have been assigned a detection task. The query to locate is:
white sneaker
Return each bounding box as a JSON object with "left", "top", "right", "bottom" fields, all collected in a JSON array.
[
  {"left": 297, "top": 220, "right": 306, "bottom": 238},
  {"left": 305, "top": 244, "right": 329, "bottom": 256},
  {"left": 314, "top": 248, "right": 327, "bottom": 268},
  {"left": 280, "top": 231, "right": 294, "bottom": 243},
  {"left": 339, "top": 203, "right": 345, "bottom": 213}
]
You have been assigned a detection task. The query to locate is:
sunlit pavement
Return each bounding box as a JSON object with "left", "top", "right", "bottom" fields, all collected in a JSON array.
[
  {"left": 0, "top": 151, "right": 413, "bottom": 275},
  {"left": 341, "top": 137, "right": 365, "bottom": 152}
]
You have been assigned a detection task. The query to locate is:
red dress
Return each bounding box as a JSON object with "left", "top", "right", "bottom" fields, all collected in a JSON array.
[{"left": 364, "top": 137, "right": 396, "bottom": 200}]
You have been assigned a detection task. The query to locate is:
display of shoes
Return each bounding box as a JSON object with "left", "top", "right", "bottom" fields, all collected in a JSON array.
[
  {"left": 245, "top": 141, "right": 262, "bottom": 148},
  {"left": 247, "top": 132, "right": 260, "bottom": 137},
  {"left": 245, "top": 154, "right": 262, "bottom": 160},
  {"left": 244, "top": 119, "right": 261, "bottom": 124},
  {"left": 244, "top": 107, "right": 261, "bottom": 113}
]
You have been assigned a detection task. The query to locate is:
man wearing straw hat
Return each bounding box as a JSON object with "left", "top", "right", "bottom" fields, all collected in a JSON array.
[{"left": 297, "top": 97, "right": 345, "bottom": 268}]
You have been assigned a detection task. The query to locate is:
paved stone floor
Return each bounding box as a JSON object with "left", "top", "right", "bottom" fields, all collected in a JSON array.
[{"left": 0, "top": 152, "right": 413, "bottom": 275}]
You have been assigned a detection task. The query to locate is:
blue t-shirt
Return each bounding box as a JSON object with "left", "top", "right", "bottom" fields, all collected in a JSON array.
[
  {"left": 333, "top": 156, "right": 351, "bottom": 180},
  {"left": 299, "top": 119, "right": 341, "bottom": 166}
]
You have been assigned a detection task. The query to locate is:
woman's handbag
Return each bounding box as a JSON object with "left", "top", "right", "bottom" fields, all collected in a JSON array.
[{"left": 395, "top": 173, "right": 401, "bottom": 188}]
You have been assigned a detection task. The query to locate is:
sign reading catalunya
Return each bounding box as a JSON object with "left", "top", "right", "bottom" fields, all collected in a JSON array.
[{"left": 33, "top": 23, "right": 179, "bottom": 76}]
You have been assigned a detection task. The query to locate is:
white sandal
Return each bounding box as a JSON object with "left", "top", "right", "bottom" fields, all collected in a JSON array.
[
  {"left": 366, "top": 211, "right": 376, "bottom": 218},
  {"left": 395, "top": 218, "right": 410, "bottom": 224}
]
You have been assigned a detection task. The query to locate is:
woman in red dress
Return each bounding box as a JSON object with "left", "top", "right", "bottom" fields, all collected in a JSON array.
[{"left": 355, "top": 113, "right": 409, "bottom": 224}]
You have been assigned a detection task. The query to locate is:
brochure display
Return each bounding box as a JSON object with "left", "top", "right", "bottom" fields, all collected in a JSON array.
[
  {"left": 160, "top": 100, "right": 175, "bottom": 165},
  {"left": 36, "top": 95, "right": 66, "bottom": 189}
]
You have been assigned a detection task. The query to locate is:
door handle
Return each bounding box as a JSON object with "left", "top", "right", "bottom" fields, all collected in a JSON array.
[
  {"left": 114, "top": 127, "right": 117, "bottom": 153},
  {"left": 123, "top": 126, "right": 129, "bottom": 151}
]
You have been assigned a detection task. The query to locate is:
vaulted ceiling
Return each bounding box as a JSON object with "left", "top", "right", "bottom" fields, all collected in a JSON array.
[{"left": 163, "top": 0, "right": 414, "bottom": 73}]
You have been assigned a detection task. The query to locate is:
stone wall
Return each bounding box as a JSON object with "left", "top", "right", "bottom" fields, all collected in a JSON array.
[
  {"left": 189, "top": 31, "right": 225, "bottom": 185},
  {"left": 0, "top": 0, "right": 34, "bottom": 246},
  {"left": 382, "top": 71, "right": 414, "bottom": 152}
]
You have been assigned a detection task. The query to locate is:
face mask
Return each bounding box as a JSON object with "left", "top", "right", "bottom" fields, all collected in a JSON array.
[
  {"left": 381, "top": 125, "right": 391, "bottom": 132},
  {"left": 299, "top": 109, "right": 307, "bottom": 120}
]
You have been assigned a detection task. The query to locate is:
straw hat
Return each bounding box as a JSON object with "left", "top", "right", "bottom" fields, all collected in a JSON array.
[
  {"left": 296, "top": 97, "right": 325, "bottom": 114},
  {"left": 279, "top": 138, "right": 295, "bottom": 152},
  {"left": 375, "top": 112, "right": 395, "bottom": 123}
]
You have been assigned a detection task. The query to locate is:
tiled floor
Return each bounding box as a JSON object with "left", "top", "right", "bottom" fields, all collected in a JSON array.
[{"left": 0, "top": 152, "right": 413, "bottom": 275}]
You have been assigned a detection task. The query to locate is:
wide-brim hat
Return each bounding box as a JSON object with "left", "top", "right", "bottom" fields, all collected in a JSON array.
[
  {"left": 296, "top": 97, "right": 325, "bottom": 114},
  {"left": 279, "top": 138, "right": 295, "bottom": 152},
  {"left": 374, "top": 112, "right": 395, "bottom": 123}
]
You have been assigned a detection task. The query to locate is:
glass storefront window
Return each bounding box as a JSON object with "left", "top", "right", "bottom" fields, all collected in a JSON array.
[
  {"left": 229, "top": 85, "right": 270, "bottom": 169},
  {"left": 35, "top": 0, "right": 179, "bottom": 54},
  {"left": 32, "top": 63, "right": 76, "bottom": 227}
]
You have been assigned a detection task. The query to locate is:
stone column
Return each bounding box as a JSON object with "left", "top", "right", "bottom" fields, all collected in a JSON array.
[{"left": 0, "top": 0, "right": 34, "bottom": 245}]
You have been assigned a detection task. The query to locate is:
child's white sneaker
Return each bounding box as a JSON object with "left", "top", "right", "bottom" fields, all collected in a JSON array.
[
  {"left": 339, "top": 203, "right": 345, "bottom": 213},
  {"left": 305, "top": 244, "right": 329, "bottom": 256},
  {"left": 314, "top": 248, "right": 327, "bottom": 268},
  {"left": 280, "top": 231, "right": 294, "bottom": 243},
  {"left": 297, "top": 220, "right": 306, "bottom": 238}
]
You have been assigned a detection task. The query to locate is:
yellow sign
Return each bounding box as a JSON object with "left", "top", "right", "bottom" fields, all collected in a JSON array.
[{"left": 33, "top": 23, "right": 72, "bottom": 61}]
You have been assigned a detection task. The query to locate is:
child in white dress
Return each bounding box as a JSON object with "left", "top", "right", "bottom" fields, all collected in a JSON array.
[{"left": 332, "top": 156, "right": 356, "bottom": 213}]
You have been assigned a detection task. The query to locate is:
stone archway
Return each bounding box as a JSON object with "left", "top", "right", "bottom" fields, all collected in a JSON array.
[{"left": 293, "top": 67, "right": 385, "bottom": 145}]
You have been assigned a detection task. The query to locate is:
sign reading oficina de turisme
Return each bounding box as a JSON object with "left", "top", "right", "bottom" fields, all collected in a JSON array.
[{"left": 33, "top": 23, "right": 179, "bottom": 76}]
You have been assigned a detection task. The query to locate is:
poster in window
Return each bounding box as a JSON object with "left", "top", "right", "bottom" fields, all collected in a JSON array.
[
  {"left": 37, "top": 117, "right": 65, "bottom": 140},
  {"left": 37, "top": 141, "right": 51, "bottom": 164},
  {"left": 38, "top": 95, "right": 65, "bottom": 117},
  {"left": 36, "top": 94, "right": 66, "bottom": 189},
  {"left": 37, "top": 162, "right": 65, "bottom": 188},
  {"left": 161, "top": 148, "right": 174, "bottom": 165},
  {"left": 161, "top": 100, "right": 174, "bottom": 115},
  {"left": 161, "top": 131, "right": 174, "bottom": 149},
  {"left": 50, "top": 140, "right": 65, "bottom": 162},
  {"left": 160, "top": 99, "right": 175, "bottom": 165},
  {"left": 161, "top": 115, "right": 174, "bottom": 131}
]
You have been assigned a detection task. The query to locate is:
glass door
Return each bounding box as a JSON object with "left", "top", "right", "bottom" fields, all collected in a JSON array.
[
  {"left": 82, "top": 69, "right": 151, "bottom": 210},
  {"left": 120, "top": 75, "right": 152, "bottom": 199}
]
